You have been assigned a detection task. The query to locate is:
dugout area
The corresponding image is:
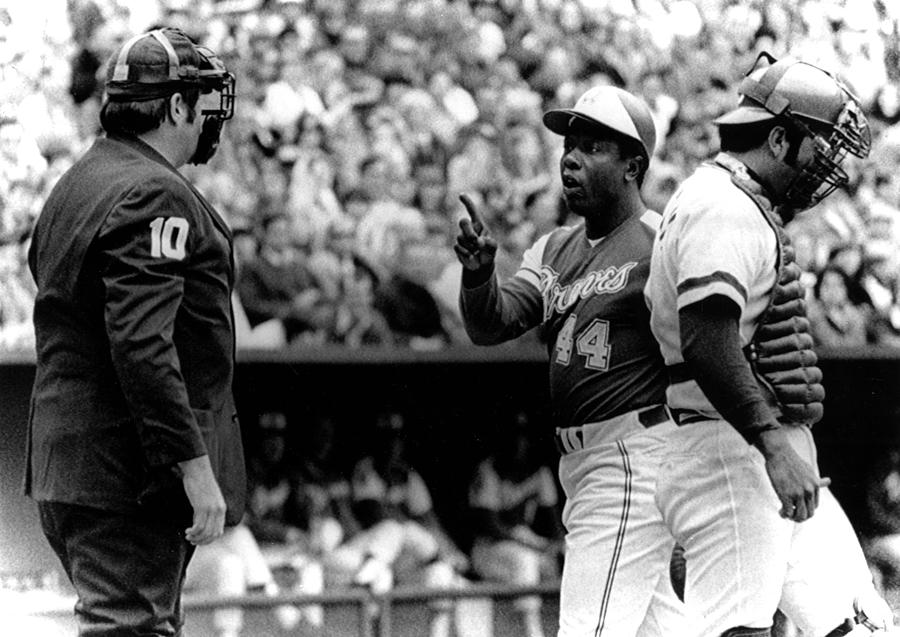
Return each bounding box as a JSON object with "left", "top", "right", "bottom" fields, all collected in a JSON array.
[{"left": 1, "top": 345, "right": 898, "bottom": 633}]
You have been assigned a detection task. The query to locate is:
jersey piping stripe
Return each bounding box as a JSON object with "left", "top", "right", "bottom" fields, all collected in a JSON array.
[
  {"left": 676, "top": 271, "right": 748, "bottom": 302},
  {"left": 594, "top": 440, "right": 632, "bottom": 636}
]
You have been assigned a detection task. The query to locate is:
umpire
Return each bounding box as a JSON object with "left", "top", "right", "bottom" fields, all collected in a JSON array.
[{"left": 25, "top": 27, "right": 246, "bottom": 635}]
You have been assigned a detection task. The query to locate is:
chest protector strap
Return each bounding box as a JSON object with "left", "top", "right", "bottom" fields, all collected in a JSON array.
[{"left": 713, "top": 154, "right": 825, "bottom": 426}]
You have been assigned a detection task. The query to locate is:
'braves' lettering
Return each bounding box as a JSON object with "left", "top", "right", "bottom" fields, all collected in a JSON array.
[{"left": 540, "top": 262, "right": 637, "bottom": 321}]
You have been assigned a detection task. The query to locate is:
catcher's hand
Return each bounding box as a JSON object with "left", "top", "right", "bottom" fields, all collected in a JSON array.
[
  {"left": 455, "top": 193, "right": 498, "bottom": 272},
  {"left": 756, "top": 428, "right": 830, "bottom": 521}
]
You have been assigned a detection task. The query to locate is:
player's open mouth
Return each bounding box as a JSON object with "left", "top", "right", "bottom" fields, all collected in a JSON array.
[{"left": 562, "top": 175, "right": 582, "bottom": 197}]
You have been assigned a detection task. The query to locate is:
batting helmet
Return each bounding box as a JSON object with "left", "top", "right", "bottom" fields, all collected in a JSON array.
[
  {"left": 716, "top": 52, "right": 870, "bottom": 209},
  {"left": 543, "top": 85, "right": 657, "bottom": 160}
]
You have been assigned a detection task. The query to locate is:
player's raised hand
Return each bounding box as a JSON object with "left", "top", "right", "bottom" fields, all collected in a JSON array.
[
  {"left": 455, "top": 193, "right": 498, "bottom": 272},
  {"left": 756, "top": 428, "right": 831, "bottom": 522}
]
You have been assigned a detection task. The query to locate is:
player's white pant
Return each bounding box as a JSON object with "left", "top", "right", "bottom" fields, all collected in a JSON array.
[
  {"left": 659, "top": 421, "right": 892, "bottom": 636},
  {"left": 557, "top": 419, "right": 687, "bottom": 637},
  {"left": 656, "top": 419, "right": 800, "bottom": 635},
  {"left": 780, "top": 485, "right": 891, "bottom": 634}
]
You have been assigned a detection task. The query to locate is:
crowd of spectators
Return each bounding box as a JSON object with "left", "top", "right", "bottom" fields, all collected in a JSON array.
[{"left": 3, "top": 0, "right": 900, "bottom": 352}]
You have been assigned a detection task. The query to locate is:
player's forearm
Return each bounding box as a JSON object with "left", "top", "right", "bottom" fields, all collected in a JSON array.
[
  {"left": 680, "top": 297, "right": 780, "bottom": 443},
  {"left": 460, "top": 267, "right": 541, "bottom": 345}
]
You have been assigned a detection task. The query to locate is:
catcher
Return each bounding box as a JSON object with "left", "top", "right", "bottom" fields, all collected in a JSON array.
[{"left": 647, "top": 53, "right": 895, "bottom": 636}]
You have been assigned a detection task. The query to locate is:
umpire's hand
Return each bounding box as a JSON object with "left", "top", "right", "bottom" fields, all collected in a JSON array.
[
  {"left": 455, "top": 193, "right": 498, "bottom": 273},
  {"left": 178, "top": 454, "right": 227, "bottom": 545}
]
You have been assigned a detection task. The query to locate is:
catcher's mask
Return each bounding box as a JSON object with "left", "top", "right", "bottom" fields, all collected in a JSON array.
[
  {"left": 716, "top": 52, "right": 871, "bottom": 210},
  {"left": 105, "top": 28, "right": 235, "bottom": 164}
]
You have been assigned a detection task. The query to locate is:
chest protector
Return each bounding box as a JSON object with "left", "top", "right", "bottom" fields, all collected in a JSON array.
[{"left": 715, "top": 154, "right": 825, "bottom": 426}]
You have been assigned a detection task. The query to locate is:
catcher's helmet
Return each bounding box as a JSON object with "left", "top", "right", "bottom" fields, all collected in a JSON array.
[
  {"left": 105, "top": 28, "right": 234, "bottom": 122},
  {"left": 543, "top": 85, "right": 657, "bottom": 160},
  {"left": 716, "top": 52, "right": 870, "bottom": 209}
]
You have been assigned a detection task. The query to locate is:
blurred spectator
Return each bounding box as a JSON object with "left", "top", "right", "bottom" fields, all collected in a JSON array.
[
  {"left": 244, "top": 411, "right": 326, "bottom": 631},
  {"left": 286, "top": 122, "right": 345, "bottom": 244},
  {"left": 183, "top": 522, "right": 304, "bottom": 637},
  {"left": 247, "top": 412, "right": 303, "bottom": 548},
  {"left": 236, "top": 213, "right": 334, "bottom": 344},
  {"left": 467, "top": 411, "right": 564, "bottom": 637},
  {"left": 412, "top": 161, "right": 453, "bottom": 237},
  {"left": 0, "top": 233, "right": 35, "bottom": 351},
  {"left": 866, "top": 445, "right": 900, "bottom": 594},
  {"left": 5, "top": 0, "right": 900, "bottom": 356},
  {"left": 372, "top": 249, "right": 454, "bottom": 350},
  {"left": 324, "top": 410, "right": 469, "bottom": 637},
  {"left": 66, "top": 6, "right": 128, "bottom": 140},
  {"left": 860, "top": 241, "right": 900, "bottom": 347},
  {"left": 277, "top": 413, "right": 359, "bottom": 629},
  {"left": 334, "top": 260, "right": 396, "bottom": 347},
  {"left": 807, "top": 266, "right": 871, "bottom": 347},
  {"left": 638, "top": 70, "right": 680, "bottom": 157},
  {"left": 232, "top": 226, "right": 288, "bottom": 349},
  {"left": 285, "top": 413, "right": 357, "bottom": 544},
  {"left": 428, "top": 70, "right": 479, "bottom": 136},
  {"left": 827, "top": 243, "right": 874, "bottom": 308},
  {"left": 447, "top": 124, "right": 504, "bottom": 202}
]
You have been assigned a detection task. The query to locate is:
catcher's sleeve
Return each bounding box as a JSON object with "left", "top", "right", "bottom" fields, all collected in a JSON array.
[{"left": 680, "top": 295, "right": 780, "bottom": 442}]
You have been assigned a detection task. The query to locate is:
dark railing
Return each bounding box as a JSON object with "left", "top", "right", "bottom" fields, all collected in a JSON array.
[{"left": 29, "top": 581, "right": 563, "bottom": 637}]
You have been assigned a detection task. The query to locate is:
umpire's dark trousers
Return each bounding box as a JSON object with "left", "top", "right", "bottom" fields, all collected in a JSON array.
[{"left": 38, "top": 496, "right": 195, "bottom": 636}]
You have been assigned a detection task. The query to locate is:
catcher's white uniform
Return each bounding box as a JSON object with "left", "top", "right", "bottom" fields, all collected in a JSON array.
[{"left": 646, "top": 153, "right": 893, "bottom": 635}]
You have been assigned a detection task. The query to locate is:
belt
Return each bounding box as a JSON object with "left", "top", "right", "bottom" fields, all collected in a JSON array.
[
  {"left": 555, "top": 404, "right": 673, "bottom": 455},
  {"left": 636, "top": 404, "right": 673, "bottom": 428},
  {"left": 670, "top": 408, "right": 714, "bottom": 425}
]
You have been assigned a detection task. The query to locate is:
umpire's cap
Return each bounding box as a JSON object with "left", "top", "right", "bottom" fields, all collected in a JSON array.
[
  {"left": 104, "top": 27, "right": 227, "bottom": 102},
  {"left": 543, "top": 86, "right": 657, "bottom": 159}
]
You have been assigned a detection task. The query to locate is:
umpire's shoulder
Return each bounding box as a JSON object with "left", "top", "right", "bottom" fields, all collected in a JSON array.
[{"left": 108, "top": 171, "right": 201, "bottom": 228}]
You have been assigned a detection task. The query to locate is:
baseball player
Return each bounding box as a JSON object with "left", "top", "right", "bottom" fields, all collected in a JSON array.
[
  {"left": 646, "top": 52, "right": 893, "bottom": 636},
  {"left": 325, "top": 411, "right": 469, "bottom": 637},
  {"left": 455, "top": 85, "right": 686, "bottom": 636},
  {"left": 467, "top": 412, "right": 565, "bottom": 637}
]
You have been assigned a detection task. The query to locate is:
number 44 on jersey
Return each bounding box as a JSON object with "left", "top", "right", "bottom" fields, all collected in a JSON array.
[{"left": 555, "top": 315, "right": 611, "bottom": 371}]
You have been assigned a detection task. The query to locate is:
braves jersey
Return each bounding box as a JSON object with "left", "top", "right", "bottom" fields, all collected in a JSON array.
[
  {"left": 461, "top": 211, "right": 667, "bottom": 432},
  {"left": 645, "top": 153, "right": 778, "bottom": 417}
]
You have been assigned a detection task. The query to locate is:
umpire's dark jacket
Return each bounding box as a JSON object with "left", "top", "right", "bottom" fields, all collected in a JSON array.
[{"left": 26, "top": 134, "right": 246, "bottom": 524}]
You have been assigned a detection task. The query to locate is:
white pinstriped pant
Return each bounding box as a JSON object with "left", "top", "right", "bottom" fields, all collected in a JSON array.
[
  {"left": 558, "top": 415, "right": 882, "bottom": 637},
  {"left": 557, "top": 416, "right": 685, "bottom": 637}
]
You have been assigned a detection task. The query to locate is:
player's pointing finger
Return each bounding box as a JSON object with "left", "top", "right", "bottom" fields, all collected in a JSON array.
[{"left": 459, "top": 193, "right": 484, "bottom": 234}]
